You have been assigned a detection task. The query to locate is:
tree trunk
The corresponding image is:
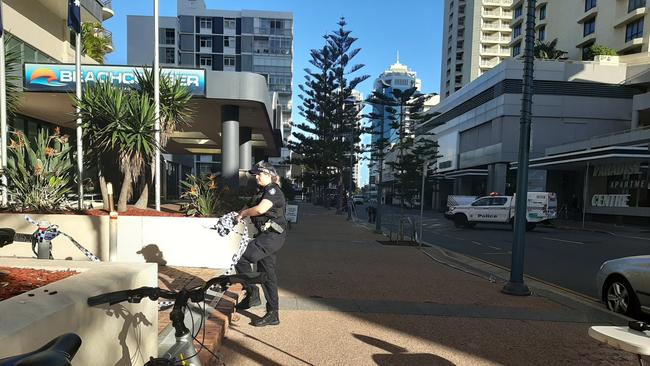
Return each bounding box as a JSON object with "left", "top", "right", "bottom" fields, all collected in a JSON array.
[
  {"left": 336, "top": 171, "right": 343, "bottom": 214},
  {"left": 117, "top": 173, "right": 132, "bottom": 212},
  {"left": 134, "top": 164, "right": 152, "bottom": 209},
  {"left": 98, "top": 172, "right": 109, "bottom": 210}
]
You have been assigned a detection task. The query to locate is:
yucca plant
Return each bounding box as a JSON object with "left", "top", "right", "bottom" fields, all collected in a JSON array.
[
  {"left": 7, "top": 128, "right": 74, "bottom": 212},
  {"left": 4, "top": 34, "right": 23, "bottom": 120},
  {"left": 180, "top": 174, "right": 219, "bottom": 216},
  {"left": 75, "top": 82, "right": 158, "bottom": 212}
]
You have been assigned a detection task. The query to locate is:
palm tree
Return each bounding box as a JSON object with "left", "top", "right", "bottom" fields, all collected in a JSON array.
[
  {"left": 131, "top": 69, "right": 193, "bottom": 208},
  {"left": 534, "top": 38, "right": 567, "bottom": 60},
  {"left": 75, "top": 82, "right": 157, "bottom": 212},
  {"left": 81, "top": 22, "right": 113, "bottom": 64}
]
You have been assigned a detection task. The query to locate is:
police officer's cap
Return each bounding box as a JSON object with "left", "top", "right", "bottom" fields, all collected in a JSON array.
[{"left": 248, "top": 161, "right": 278, "bottom": 176}]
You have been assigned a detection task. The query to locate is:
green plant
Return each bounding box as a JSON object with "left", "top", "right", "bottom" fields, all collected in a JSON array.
[
  {"left": 7, "top": 128, "right": 74, "bottom": 212},
  {"left": 180, "top": 174, "right": 219, "bottom": 216},
  {"left": 534, "top": 39, "right": 567, "bottom": 60},
  {"left": 585, "top": 44, "right": 617, "bottom": 61},
  {"left": 4, "top": 34, "right": 23, "bottom": 119},
  {"left": 280, "top": 177, "right": 296, "bottom": 201},
  {"left": 81, "top": 22, "right": 112, "bottom": 64},
  {"left": 75, "top": 82, "right": 158, "bottom": 212}
]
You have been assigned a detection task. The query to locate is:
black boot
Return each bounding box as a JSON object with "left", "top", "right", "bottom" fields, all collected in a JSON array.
[
  {"left": 251, "top": 310, "right": 279, "bottom": 327},
  {"left": 236, "top": 287, "right": 261, "bottom": 310}
]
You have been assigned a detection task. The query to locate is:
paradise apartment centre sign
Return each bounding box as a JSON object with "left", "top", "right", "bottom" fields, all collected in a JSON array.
[{"left": 23, "top": 63, "right": 206, "bottom": 96}]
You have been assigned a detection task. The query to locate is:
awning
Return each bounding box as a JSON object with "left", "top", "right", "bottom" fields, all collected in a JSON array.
[{"left": 511, "top": 146, "right": 650, "bottom": 170}]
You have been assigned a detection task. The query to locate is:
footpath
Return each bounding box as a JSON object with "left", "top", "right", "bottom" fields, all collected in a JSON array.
[{"left": 189, "top": 203, "right": 637, "bottom": 366}]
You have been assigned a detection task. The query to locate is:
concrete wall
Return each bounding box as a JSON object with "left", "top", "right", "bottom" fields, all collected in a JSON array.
[
  {"left": 0, "top": 258, "right": 157, "bottom": 366},
  {"left": 0, "top": 214, "right": 246, "bottom": 270},
  {"left": 127, "top": 16, "right": 178, "bottom": 66}
]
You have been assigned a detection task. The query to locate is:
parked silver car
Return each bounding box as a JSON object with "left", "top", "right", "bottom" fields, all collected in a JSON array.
[{"left": 596, "top": 255, "right": 650, "bottom": 316}]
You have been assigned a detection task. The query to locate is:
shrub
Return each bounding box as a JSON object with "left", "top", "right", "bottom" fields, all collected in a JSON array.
[
  {"left": 7, "top": 128, "right": 74, "bottom": 212},
  {"left": 180, "top": 174, "right": 219, "bottom": 216},
  {"left": 585, "top": 45, "right": 617, "bottom": 61}
]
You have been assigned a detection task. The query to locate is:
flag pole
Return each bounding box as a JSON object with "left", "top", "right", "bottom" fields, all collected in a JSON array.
[
  {"left": 154, "top": 0, "right": 161, "bottom": 211},
  {"left": 0, "top": 0, "right": 7, "bottom": 207},
  {"left": 75, "top": 23, "right": 83, "bottom": 210}
]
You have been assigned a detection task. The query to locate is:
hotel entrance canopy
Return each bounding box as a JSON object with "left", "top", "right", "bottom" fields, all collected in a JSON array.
[{"left": 19, "top": 63, "right": 282, "bottom": 157}]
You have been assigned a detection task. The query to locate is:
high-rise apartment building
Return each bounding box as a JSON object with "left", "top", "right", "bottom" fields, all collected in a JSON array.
[
  {"left": 441, "top": 0, "right": 513, "bottom": 99},
  {"left": 510, "top": 0, "right": 649, "bottom": 60},
  {"left": 128, "top": 0, "right": 294, "bottom": 140},
  {"left": 368, "top": 56, "right": 422, "bottom": 190}
]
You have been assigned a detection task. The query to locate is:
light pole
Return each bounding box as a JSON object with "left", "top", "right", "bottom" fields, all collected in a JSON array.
[
  {"left": 374, "top": 80, "right": 391, "bottom": 234},
  {"left": 344, "top": 96, "right": 362, "bottom": 221},
  {"left": 503, "top": 0, "right": 536, "bottom": 296}
]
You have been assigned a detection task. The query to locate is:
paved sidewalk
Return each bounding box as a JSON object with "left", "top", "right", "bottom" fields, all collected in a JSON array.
[{"left": 213, "top": 203, "right": 640, "bottom": 365}]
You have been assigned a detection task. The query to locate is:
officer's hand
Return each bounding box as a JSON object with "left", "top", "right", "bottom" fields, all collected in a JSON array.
[{"left": 236, "top": 212, "right": 245, "bottom": 222}]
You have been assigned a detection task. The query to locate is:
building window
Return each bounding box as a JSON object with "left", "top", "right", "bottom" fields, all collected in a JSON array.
[
  {"left": 163, "top": 28, "right": 175, "bottom": 45},
  {"left": 513, "top": 42, "right": 521, "bottom": 56},
  {"left": 224, "top": 36, "right": 235, "bottom": 48},
  {"left": 514, "top": 24, "right": 522, "bottom": 38},
  {"left": 224, "top": 56, "right": 235, "bottom": 67},
  {"left": 583, "top": 18, "right": 596, "bottom": 36},
  {"left": 514, "top": 5, "right": 522, "bottom": 18},
  {"left": 629, "top": 0, "right": 646, "bottom": 12},
  {"left": 164, "top": 48, "right": 175, "bottom": 63},
  {"left": 539, "top": 4, "right": 546, "bottom": 20},
  {"left": 626, "top": 18, "right": 644, "bottom": 42},
  {"left": 538, "top": 25, "right": 546, "bottom": 41},
  {"left": 199, "top": 56, "right": 212, "bottom": 67},
  {"left": 224, "top": 18, "right": 236, "bottom": 29},
  {"left": 585, "top": 0, "right": 597, "bottom": 11},
  {"left": 581, "top": 41, "right": 595, "bottom": 60},
  {"left": 199, "top": 36, "right": 212, "bottom": 48},
  {"left": 199, "top": 17, "right": 212, "bottom": 30}
]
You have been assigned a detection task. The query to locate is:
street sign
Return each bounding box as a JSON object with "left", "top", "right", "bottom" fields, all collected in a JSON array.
[{"left": 285, "top": 204, "right": 298, "bottom": 223}]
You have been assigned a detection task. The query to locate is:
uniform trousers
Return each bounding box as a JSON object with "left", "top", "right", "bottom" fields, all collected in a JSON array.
[{"left": 235, "top": 230, "right": 286, "bottom": 311}]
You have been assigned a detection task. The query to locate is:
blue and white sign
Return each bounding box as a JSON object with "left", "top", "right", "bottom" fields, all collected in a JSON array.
[{"left": 24, "top": 63, "right": 206, "bottom": 96}]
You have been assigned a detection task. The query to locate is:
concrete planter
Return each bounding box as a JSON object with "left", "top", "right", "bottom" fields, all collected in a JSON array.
[
  {"left": 0, "top": 213, "right": 245, "bottom": 269},
  {"left": 0, "top": 258, "right": 158, "bottom": 366}
]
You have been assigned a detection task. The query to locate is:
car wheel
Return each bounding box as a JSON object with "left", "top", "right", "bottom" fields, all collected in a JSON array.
[
  {"left": 454, "top": 214, "right": 468, "bottom": 228},
  {"left": 605, "top": 277, "right": 639, "bottom": 316}
]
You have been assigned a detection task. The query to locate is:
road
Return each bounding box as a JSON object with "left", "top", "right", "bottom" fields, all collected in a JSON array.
[{"left": 353, "top": 203, "right": 650, "bottom": 300}]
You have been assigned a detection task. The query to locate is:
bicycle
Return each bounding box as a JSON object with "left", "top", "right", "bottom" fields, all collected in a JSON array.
[
  {"left": 87, "top": 271, "right": 266, "bottom": 366},
  {"left": 0, "top": 333, "right": 82, "bottom": 366}
]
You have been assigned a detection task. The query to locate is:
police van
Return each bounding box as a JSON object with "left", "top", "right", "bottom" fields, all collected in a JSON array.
[{"left": 445, "top": 192, "right": 557, "bottom": 231}]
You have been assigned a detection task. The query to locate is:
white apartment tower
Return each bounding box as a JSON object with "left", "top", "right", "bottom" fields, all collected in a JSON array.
[
  {"left": 441, "top": 0, "right": 513, "bottom": 99},
  {"left": 510, "top": 0, "right": 650, "bottom": 60}
]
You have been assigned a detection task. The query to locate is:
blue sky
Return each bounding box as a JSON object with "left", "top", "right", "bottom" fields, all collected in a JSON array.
[{"left": 104, "top": 0, "right": 444, "bottom": 186}]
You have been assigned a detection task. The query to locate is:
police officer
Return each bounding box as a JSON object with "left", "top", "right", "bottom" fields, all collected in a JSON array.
[{"left": 235, "top": 161, "right": 287, "bottom": 326}]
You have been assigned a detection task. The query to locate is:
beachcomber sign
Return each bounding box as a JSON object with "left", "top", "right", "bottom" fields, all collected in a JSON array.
[{"left": 23, "top": 63, "right": 206, "bottom": 96}]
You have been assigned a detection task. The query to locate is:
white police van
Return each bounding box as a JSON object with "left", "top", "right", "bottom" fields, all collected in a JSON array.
[{"left": 445, "top": 192, "right": 557, "bottom": 231}]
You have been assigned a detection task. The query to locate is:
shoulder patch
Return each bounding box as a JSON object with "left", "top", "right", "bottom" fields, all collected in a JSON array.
[{"left": 269, "top": 188, "right": 276, "bottom": 195}]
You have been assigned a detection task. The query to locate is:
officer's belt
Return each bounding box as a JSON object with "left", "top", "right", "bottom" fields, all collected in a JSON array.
[{"left": 259, "top": 220, "right": 284, "bottom": 234}]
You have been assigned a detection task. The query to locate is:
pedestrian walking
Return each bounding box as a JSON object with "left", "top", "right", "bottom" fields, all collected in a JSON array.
[{"left": 235, "top": 161, "right": 287, "bottom": 326}]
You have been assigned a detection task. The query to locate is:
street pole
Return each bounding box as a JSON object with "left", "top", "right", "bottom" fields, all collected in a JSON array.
[
  {"left": 154, "top": 0, "right": 161, "bottom": 211},
  {"left": 375, "top": 90, "right": 387, "bottom": 234},
  {"left": 582, "top": 161, "right": 589, "bottom": 229},
  {"left": 419, "top": 160, "right": 427, "bottom": 243},
  {"left": 503, "top": 0, "right": 536, "bottom": 297},
  {"left": 0, "top": 0, "right": 7, "bottom": 207},
  {"left": 347, "top": 125, "right": 354, "bottom": 221},
  {"left": 75, "top": 20, "right": 83, "bottom": 210}
]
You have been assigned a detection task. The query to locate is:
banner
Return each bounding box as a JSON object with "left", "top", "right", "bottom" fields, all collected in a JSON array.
[{"left": 24, "top": 63, "right": 206, "bottom": 96}]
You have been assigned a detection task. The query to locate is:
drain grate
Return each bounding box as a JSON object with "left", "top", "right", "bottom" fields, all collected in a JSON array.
[{"left": 377, "top": 240, "right": 420, "bottom": 247}]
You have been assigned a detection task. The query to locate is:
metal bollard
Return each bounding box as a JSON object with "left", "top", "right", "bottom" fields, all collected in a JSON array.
[{"left": 107, "top": 183, "right": 118, "bottom": 262}]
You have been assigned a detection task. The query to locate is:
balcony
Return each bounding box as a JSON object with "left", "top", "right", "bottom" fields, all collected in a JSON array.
[
  {"left": 482, "top": 21, "right": 512, "bottom": 31},
  {"left": 619, "top": 36, "right": 644, "bottom": 53},
  {"left": 255, "top": 27, "right": 292, "bottom": 36},
  {"left": 481, "top": 34, "right": 511, "bottom": 43},
  {"left": 614, "top": 7, "right": 647, "bottom": 28},
  {"left": 480, "top": 46, "right": 509, "bottom": 56},
  {"left": 100, "top": 0, "right": 114, "bottom": 20},
  {"left": 479, "top": 59, "right": 500, "bottom": 68},
  {"left": 577, "top": 6, "right": 598, "bottom": 24},
  {"left": 482, "top": 10, "right": 513, "bottom": 19},
  {"left": 483, "top": 0, "right": 512, "bottom": 6}
]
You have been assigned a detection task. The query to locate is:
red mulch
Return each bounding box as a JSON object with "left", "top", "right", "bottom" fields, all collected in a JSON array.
[
  {"left": 85, "top": 207, "right": 185, "bottom": 217},
  {"left": 0, "top": 267, "right": 79, "bottom": 301}
]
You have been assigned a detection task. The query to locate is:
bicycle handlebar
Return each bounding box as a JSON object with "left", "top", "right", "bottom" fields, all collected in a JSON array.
[
  {"left": 87, "top": 272, "right": 267, "bottom": 307},
  {"left": 0, "top": 333, "right": 81, "bottom": 366}
]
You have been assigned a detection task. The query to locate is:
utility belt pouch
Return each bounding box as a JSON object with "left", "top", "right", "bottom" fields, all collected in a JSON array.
[{"left": 261, "top": 220, "right": 284, "bottom": 234}]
